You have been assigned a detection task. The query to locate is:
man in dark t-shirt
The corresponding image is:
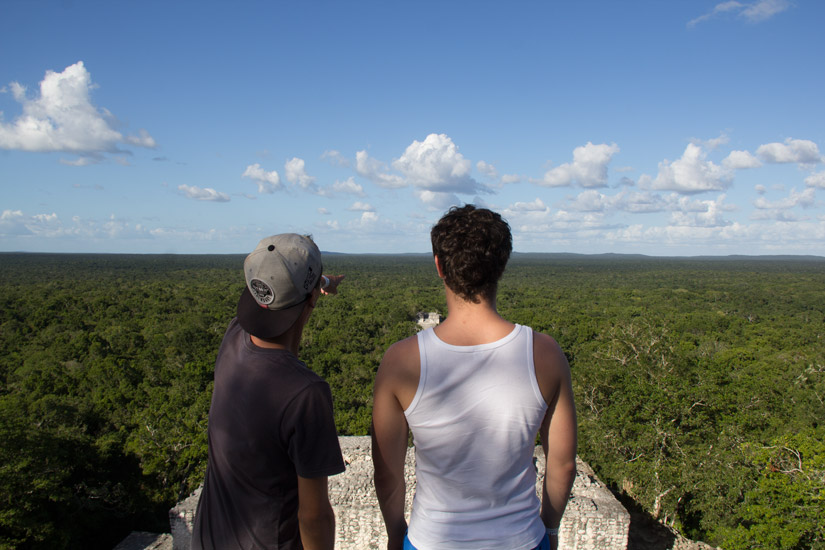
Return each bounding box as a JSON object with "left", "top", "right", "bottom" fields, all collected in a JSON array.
[{"left": 193, "top": 234, "right": 346, "bottom": 550}]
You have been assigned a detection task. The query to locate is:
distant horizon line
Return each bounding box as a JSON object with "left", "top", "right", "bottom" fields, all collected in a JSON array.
[{"left": 2, "top": 250, "right": 824, "bottom": 262}]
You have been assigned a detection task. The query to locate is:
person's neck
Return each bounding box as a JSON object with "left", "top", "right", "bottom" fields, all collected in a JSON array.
[
  {"left": 250, "top": 327, "right": 302, "bottom": 356},
  {"left": 436, "top": 287, "right": 514, "bottom": 345}
]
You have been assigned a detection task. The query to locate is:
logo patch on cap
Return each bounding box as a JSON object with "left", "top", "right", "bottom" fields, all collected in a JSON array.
[{"left": 249, "top": 278, "right": 275, "bottom": 305}]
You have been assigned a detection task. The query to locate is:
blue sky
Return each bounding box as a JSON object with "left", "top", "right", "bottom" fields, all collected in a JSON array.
[{"left": 1, "top": 0, "right": 823, "bottom": 256}]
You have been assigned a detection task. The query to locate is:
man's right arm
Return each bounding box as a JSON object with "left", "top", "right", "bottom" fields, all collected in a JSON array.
[
  {"left": 297, "top": 475, "right": 336, "bottom": 550},
  {"left": 534, "top": 332, "right": 578, "bottom": 550},
  {"left": 372, "top": 337, "right": 418, "bottom": 550}
]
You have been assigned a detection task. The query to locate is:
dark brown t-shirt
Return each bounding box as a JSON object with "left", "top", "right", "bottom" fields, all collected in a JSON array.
[{"left": 192, "top": 318, "right": 345, "bottom": 549}]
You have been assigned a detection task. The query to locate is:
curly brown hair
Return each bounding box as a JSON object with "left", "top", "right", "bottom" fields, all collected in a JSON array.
[{"left": 430, "top": 204, "right": 512, "bottom": 303}]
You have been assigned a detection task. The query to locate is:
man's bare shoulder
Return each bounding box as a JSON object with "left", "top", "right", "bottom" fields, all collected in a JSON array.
[
  {"left": 381, "top": 334, "right": 419, "bottom": 368},
  {"left": 532, "top": 330, "right": 571, "bottom": 403},
  {"left": 533, "top": 331, "right": 566, "bottom": 363},
  {"left": 376, "top": 334, "right": 420, "bottom": 409}
]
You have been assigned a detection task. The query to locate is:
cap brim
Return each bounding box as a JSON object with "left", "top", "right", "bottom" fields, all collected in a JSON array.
[{"left": 236, "top": 287, "right": 307, "bottom": 339}]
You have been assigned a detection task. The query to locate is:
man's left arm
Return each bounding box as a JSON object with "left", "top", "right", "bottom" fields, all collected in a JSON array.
[{"left": 297, "top": 475, "right": 335, "bottom": 550}]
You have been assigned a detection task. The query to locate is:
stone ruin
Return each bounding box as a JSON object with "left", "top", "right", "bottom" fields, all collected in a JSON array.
[
  {"left": 116, "top": 436, "right": 629, "bottom": 550},
  {"left": 415, "top": 312, "right": 443, "bottom": 331}
]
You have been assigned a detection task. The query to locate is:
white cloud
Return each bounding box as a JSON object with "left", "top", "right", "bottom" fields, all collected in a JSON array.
[
  {"left": 318, "top": 207, "right": 331, "bottom": 215},
  {"left": 537, "top": 142, "right": 620, "bottom": 188},
  {"left": 687, "top": 0, "right": 791, "bottom": 27},
  {"left": 476, "top": 160, "right": 498, "bottom": 179},
  {"left": 320, "top": 177, "right": 365, "bottom": 197},
  {"left": 0, "top": 61, "right": 155, "bottom": 160},
  {"left": 348, "top": 201, "right": 375, "bottom": 212},
  {"left": 754, "top": 187, "right": 816, "bottom": 210},
  {"left": 355, "top": 150, "right": 406, "bottom": 189},
  {"left": 693, "top": 133, "right": 730, "bottom": 150},
  {"left": 349, "top": 211, "right": 380, "bottom": 227},
  {"left": 644, "top": 143, "right": 733, "bottom": 194},
  {"left": 415, "top": 189, "right": 462, "bottom": 211},
  {"left": 756, "top": 138, "right": 822, "bottom": 164},
  {"left": 669, "top": 195, "right": 734, "bottom": 227},
  {"left": 60, "top": 156, "right": 100, "bottom": 167},
  {"left": 284, "top": 157, "right": 316, "bottom": 190},
  {"left": 723, "top": 150, "right": 762, "bottom": 169},
  {"left": 567, "top": 190, "right": 610, "bottom": 212},
  {"left": 392, "top": 134, "right": 484, "bottom": 194},
  {"left": 124, "top": 128, "right": 157, "bottom": 148},
  {"left": 1, "top": 209, "right": 30, "bottom": 235},
  {"left": 741, "top": 0, "right": 792, "bottom": 23},
  {"left": 612, "top": 190, "right": 670, "bottom": 213},
  {"left": 501, "top": 174, "right": 521, "bottom": 184},
  {"left": 805, "top": 172, "right": 825, "bottom": 189},
  {"left": 508, "top": 198, "right": 549, "bottom": 213},
  {"left": 503, "top": 206, "right": 615, "bottom": 237},
  {"left": 755, "top": 185, "right": 767, "bottom": 194},
  {"left": 178, "top": 184, "right": 230, "bottom": 202},
  {"left": 321, "top": 150, "right": 350, "bottom": 167},
  {"left": 242, "top": 163, "right": 282, "bottom": 193}
]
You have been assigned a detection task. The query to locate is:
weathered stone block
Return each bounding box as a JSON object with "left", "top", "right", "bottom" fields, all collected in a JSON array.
[{"left": 164, "top": 436, "right": 629, "bottom": 550}]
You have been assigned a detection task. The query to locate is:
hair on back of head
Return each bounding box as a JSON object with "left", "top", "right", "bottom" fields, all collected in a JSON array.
[{"left": 430, "top": 204, "right": 512, "bottom": 303}]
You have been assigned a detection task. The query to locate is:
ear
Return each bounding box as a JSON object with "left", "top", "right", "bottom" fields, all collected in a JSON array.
[
  {"left": 434, "top": 255, "right": 446, "bottom": 279},
  {"left": 307, "top": 287, "right": 320, "bottom": 309}
]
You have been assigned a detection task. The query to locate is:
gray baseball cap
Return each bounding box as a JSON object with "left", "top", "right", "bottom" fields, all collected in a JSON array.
[{"left": 236, "top": 233, "right": 323, "bottom": 338}]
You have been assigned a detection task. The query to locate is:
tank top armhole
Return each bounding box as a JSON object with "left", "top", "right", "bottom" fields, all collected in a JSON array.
[
  {"left": 404, "top": 330, "right": 428, "bottom": 414},
  {"left": 525, "top": 327, "right": 548, "bottom": 408}
]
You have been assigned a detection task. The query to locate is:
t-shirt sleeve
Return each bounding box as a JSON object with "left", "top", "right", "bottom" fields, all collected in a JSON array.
[{"left": 283, "top": 380, "right": 346, "bottom": 478}]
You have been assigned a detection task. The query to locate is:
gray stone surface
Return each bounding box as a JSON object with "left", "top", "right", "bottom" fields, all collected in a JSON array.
[
  {"left": 113, "top": 531, "right": 173, "bottom": 550},
  {"left": 161, "top": 436, "right": 628, "bottom": 550}
]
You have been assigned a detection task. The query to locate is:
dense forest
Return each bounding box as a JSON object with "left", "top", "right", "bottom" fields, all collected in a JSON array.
[{"left": 0, "top": 252, "right": 823, "bottom": 549}]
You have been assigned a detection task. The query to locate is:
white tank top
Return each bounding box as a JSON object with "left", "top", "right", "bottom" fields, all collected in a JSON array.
[{"left": 405, "top": 324, "right": 548, "bottom": 550}]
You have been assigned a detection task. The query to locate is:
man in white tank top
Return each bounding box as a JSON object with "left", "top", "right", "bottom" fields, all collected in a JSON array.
[{"left": 372, "top": 206, "right": 577, "bottom": 550}]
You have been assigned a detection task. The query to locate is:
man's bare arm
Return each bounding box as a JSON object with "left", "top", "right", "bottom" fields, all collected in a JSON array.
[
  {"left": 372, "top": 338, "right": 418, "bottom": 550},
  {"left": 535, "top": 333, "right": 578, "bottom": 550},
  {"left": 297, "top": 475, "right": 336, "bottom": 550}
]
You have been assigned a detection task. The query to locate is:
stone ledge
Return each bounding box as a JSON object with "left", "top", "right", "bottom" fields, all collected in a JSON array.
[
  {"left": 113, "top": 532, "right": 173, "bottom": 550},
  {"left": 153, "top": 436, "right": 629, "bottom": 549}
]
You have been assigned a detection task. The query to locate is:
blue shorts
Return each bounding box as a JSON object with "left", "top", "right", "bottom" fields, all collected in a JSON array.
[{"left": 403, "top": 533, "right": 550, "bottom": 550}]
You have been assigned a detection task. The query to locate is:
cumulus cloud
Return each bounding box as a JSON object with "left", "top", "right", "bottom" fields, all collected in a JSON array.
[
  {"left": 805, "top": 172, "right": 825, "bottom": 189},
  {"left": 476, "top": 160, "right": 498, "bottom": 179},
  {"left": 642, "top": 143, "right": 733, "bottom": 194},
  {"left": 612, "top": 190, "right": 670, "bottom": 213},
  {"left": 694, "top": 133, "right": 730, "bottom": 150},
  {"left": 567, "top": 190, "right": 611, "bottom": 212},
  {"left": 537, "top": 142, "right": 620, "bottom": 188},
  {"left": 508, "top": 198, "right": 549, "bottom": 213},
  {"left": 393, "top": 134, "right": 485, "bottom": 194},
  {"left": 501, "top": 174, "right": 522, "bottom": 184},
  {"left": 284, "top": 157, "right": 316, "bottom": 190},
  {"left": 178, "top": 184, "right": 230, "bottom": 202},
  {"left": 0, "top": 61, "right": 155, "bottom": 160},
  {"left": 242, "top": 163, "right": 282, "bottom": 193},
  {"left": 355, "top": 150, "right": 405, "bottom": 189},
  {"left": 669, "top": 195, "right": 734, "bottom": 227},
  {"left": 756, "top": 138, "right": 822, "bottom": 164},
  {"left": 415, "top": 190, "right": 462, "bottom": 211},
  {"left": 723, "top": 150, "right": 762, "bottom": 169},
  {"left": 502, "top": 204, "right": 615, "bottom": 237},
  {"left": 320, "top": 177, "right": 365, "bottom": 197},
  {"left": 318, "top": 207, "right": 331, "bottom": 215},
  {"left": 754, "top": 187, "right": 816, "bottom": 210},
  {"left": 688, "top": 0, "right": 791, "bottom": 27}
]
